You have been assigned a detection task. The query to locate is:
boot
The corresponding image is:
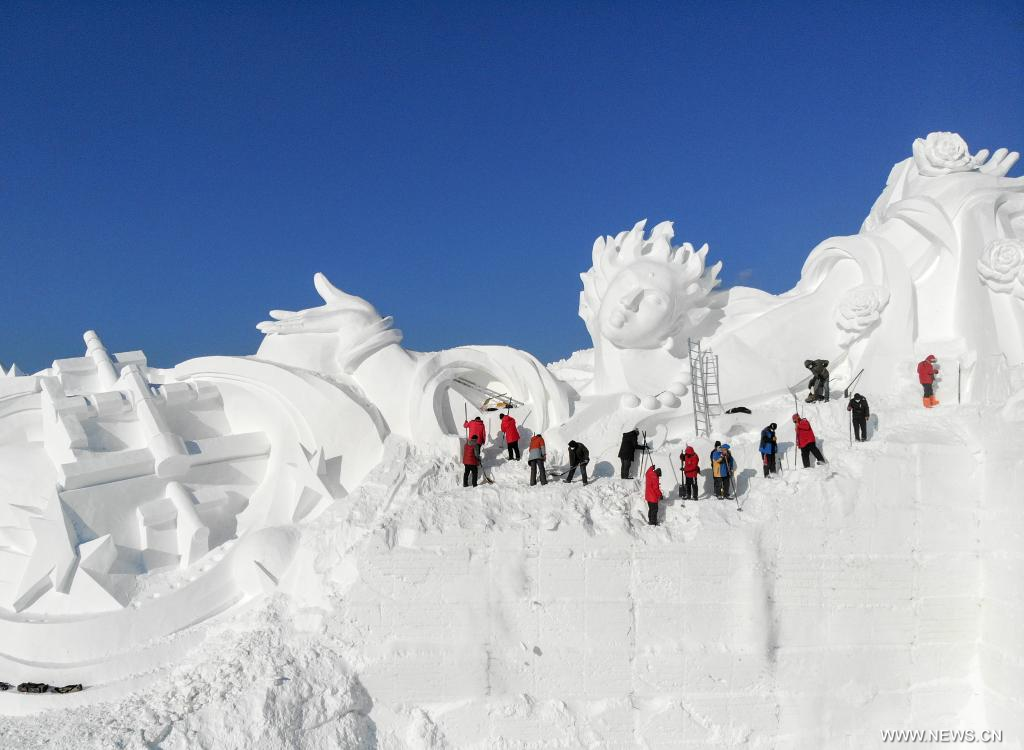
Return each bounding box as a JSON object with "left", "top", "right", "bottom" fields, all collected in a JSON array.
[
  {"left": 929, "top": 396, "right": 940, "bottom": 406},
  {"left": 922, "top": 397, "right": 933, "bottom": 409}
]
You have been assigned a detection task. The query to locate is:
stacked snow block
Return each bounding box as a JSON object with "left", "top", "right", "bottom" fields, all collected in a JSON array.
[{"left": 978, "top": 438, "right": 1024, "bottom": 741}]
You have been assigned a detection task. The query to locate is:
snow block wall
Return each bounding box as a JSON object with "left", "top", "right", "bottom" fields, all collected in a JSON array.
[
  {"left": 978, "top": 421, "right": 1024, "bottom": 741},
  {"left": 323, "top": 396, "right": 1016, "bottom": 748}
]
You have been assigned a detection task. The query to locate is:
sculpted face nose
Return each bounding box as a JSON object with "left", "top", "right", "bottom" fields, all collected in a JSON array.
[{"left": 619, "top": 288, "right": 643, "bottom": 312}]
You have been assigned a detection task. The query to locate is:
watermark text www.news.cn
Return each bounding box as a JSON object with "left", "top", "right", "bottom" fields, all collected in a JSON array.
[{"left": 881, "top": 729, "right": 1003, "bottom": 743}]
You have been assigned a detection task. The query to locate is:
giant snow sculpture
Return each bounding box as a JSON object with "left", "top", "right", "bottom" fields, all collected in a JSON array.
[
  {"left": 577, "top": 133, "right": 1023, "bottom": 404},
  {"left": 0, "top": 131, "right": 1019, "bottom": 701},
  {"left": 0, "top": 277, "right": 570, "bottom": 678}
]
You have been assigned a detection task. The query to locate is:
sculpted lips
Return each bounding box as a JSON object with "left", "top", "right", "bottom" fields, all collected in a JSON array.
[{"left": 609, "top": 310, "right": 627, "bottom": 328}]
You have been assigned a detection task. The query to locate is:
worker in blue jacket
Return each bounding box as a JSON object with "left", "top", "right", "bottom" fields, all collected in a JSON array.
[
  {"left": 759, "top": 423, "right": 778, "bottom": 477},
  {"left": 711, "top": 443, "right": 736, "bottom": 498}
]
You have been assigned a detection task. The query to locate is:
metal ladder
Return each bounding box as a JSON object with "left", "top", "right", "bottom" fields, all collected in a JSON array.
[
  {"left": 689, "top": 339, "right": 711, "bottom": 437},
  {"left": 703, "top": 349, "right": 723, "bottom": 417}
]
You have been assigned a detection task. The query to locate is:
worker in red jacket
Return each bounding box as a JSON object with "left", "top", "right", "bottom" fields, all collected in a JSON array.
[
  {"left": 680, "top": 446, "right": 700, "bottom": 501},
  {"left": 644, "top": 465, "right": 663, "bottom": 526},
  {"left": 462, "top": 435, "right": 482, "bottom": 487},
  {"left": 917, "top": 354, "right": 939, "bottom": 408},
  {"left": 464, "top": 416, "right": 486, "bottom": 445},
  {"left": 499, "top": 413, "right": 520, "bottom": 460},
  {"left": 792, "top": 413, "right": 827, "bottom": 468}
]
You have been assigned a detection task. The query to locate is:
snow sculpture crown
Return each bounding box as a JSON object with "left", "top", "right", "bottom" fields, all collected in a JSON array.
[{"left": 579, "top": 219, "right": 721, "bottom": 350}]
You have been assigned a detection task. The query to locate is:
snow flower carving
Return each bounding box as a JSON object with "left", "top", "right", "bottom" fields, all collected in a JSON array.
[
  {"left": 911, "top": 132, "right": 1021, "bottom": 177},
  {"left": 913, "top": 132, "right": 973, "bottom": 175},
  {"left": 977, "top": 239, "right": 1024, "bottom": 299},
  {"left": 835, "top": 285, "right": 890, "bottom": 346}
]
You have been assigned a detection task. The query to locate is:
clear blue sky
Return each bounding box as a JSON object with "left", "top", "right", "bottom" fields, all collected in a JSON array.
[{"left": 2, "top": 1, "right": 1022, "bottom": 372}]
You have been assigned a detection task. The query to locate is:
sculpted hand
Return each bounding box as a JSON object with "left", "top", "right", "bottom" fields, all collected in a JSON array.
[
  {"left": 976, "top": 148, "right": 1020, "bottom": 177},
  {"left": 257, "top": 273, "right": 381, "bottom": 335}
]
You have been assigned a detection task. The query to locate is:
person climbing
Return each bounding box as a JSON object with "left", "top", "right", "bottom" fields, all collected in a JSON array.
[
  {"left": 792, "top": 413, "right": 826, "bottom": 467},
  {"left": 528, "top": 433, "right": 547, "bottom": 486},
  {"left": 759, "top": 423, "right": 779, "bottom": 477},
  {"left": 499, "top": 413, "right": 521, "bottom": 460},
  {"left": 644, "top": 465, "right": 663, "bottom": 525},
  {"left": 712, "top": 443, "right": 736, "bottom": 498},
  {"left": 847, "top": 393, "right": 870, "bottom": 441},
  {"left": 804, "top": 359, "right": 830, "bottom": 402},
  {"left": 565, "top": 440, "right": 590, "bottom": 484},
  {"left": 917, "top": 354, "right": 939, "bottom": 408},
  {"left": 681, "top": 445, "right": 700, "bottom": 501},
  {"left": 464, "top": 416, "right": 486, "bottom": 445},
  {"left": 462, "top": 434, "right": 481, "bottom": 487},
  {"left": 618, "top": 428, "right": 647, "bottom": 479}
]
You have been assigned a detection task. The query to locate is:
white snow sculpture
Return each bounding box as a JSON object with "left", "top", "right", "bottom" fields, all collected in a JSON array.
[
  {"left": 257, "top": 273, "right": 570, "bottom": 441},
  {"left": 579, "top": 219, "right": 722, "bottom": 397},
  {"left": 575, "top": 133, "right": 1023, "bottom": 404},
  {"left": 0, "top": 329, "right": 386, "bottom": 669},
  {"left": 785, "top": 131, "right": 1024, "bottom": 390}
]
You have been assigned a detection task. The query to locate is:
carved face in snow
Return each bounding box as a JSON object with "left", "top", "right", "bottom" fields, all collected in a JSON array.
[
  {"left": 579, "top": 220, "right": 722, "bottom": 355},
  {"left": 598, "top": 261, "right": 677, "bottom": 348}
]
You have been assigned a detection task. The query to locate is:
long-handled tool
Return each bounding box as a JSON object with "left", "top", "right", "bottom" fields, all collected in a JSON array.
[
  {"left": 728, "top": 448, "right": 741, "bottom": 512},
  {"left": 453, "top": 376, "right": 524, "bottom": 411},
  {"left": 634, "top": 430, "right": 651, "bottom": 490},
  {"left": 668, "top": 448, "right": 682, "bottom": 509}
]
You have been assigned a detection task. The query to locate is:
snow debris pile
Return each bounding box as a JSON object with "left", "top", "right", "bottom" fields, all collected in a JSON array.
[{"left": 0, "top": 133, "right": 1022, "bottom": 748}]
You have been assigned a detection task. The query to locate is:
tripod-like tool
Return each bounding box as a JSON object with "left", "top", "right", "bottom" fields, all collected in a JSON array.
[
  {"left": 634, "top": 430, "right": 655, "bottom": 487},
  {"left": 668, "top": 447, "right": 682, "bottom": 509}
]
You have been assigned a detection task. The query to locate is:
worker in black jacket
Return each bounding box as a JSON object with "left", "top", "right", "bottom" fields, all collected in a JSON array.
[
  {"left": 847, "top": 393, "right": 871, "bottom": 441},
  {"left": 617, "top": 429, "right": 651, "bottom": 479},
  {"left": 565, "top": 440, "right": 590, "bottom": 485},
  {"left": 618, "top": 429, "right": 639, "bottom": 479}
]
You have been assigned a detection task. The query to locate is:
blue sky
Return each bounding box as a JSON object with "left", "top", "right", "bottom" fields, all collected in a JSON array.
[{"left": 2, "top": 1, "right": 1022, "bottom": 372}]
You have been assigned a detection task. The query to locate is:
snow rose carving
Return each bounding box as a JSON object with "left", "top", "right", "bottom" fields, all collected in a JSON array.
[
  {"left": 912, "top": 132, "right": 975, "bottom": 176},
  {"left": 910, "top": 132, "right": 1020, "bottom": 178},
  {"left": 977, "top": 239, "right": 1024, "bottom": 299},
  {"left": 835, "top": 285, "right": 890, "bottom": 346}
]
